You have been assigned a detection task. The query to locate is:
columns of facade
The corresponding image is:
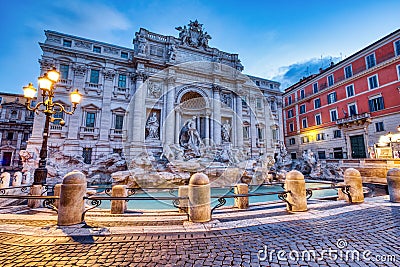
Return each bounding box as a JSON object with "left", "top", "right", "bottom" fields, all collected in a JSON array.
[
  {"left": 205, "top": 113, "right": 210, "bottom": 146},
  {"left": 175, "top": 108, "right": 181, "bottom": 144},
  {"left": 98, "top": 69, "right": 115, "bottom": 156},
  {"left": 212, "top": 86, "right": 222, "bottom": 146},
  {"left": 131, "top": 71, "right": 147, "bottom": 148},
  {"left": 235, "top": 94, "right": 244, "bottom": 148},
  {"left": 165, "top": 77, "right": 176, "bottom": 145},
  {"left": 67, "top": 65, "right": 87, "bottom": 141},
  {"left": 250, "top": 103, "right": 257, "bottom": 158}
]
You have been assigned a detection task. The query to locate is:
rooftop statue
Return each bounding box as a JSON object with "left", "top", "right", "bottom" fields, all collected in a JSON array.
[{"left": 175, "top": 20, "right": 211, "bottom": 49}]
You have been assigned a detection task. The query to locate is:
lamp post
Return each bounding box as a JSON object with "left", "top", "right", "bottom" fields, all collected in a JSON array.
[{"left": 23, "top": 67, "right": 82, "bottom": 185}]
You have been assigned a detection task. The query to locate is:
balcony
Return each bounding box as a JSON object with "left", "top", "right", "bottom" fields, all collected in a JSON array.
[
  {"left": 50, "top": 124, "right": 68, "bottom": 138},
  {"left": 109, "top": 128, "right": 126, "bottom": 140},
  {"left": 112, "top": 86, "right": 130, "bottom": 99},
  {"left": 79, "top": 126, "right": 99, "bottom": 139},
  {"left": 336, "top": 112, "right": 371, "bottom": 127},
  {"left": 84, "top": 82, "right": 103, "bottom": 95}
]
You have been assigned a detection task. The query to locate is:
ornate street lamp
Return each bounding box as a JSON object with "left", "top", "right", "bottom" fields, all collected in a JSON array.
[{"left": 23, "top": 67, "right": 82, "bottom": 185}]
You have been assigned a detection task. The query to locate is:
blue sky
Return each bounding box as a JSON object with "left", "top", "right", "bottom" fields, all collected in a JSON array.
[{"left": 0, "top": 0, "right": 399, "bottom": 93}]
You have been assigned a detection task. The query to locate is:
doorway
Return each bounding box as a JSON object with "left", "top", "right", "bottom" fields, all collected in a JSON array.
[
  {"left": 1, "top": 152, "right": 12, "bottom": 166},
  {"left": 350, "top": 135, "right": 366, "bottom": 158}
]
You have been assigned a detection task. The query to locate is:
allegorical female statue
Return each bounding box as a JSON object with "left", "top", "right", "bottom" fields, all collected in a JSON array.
[
  {"left": 146, "top": 112, "right": 159, "bottom": 139},
  {"left": 179, "top": 116, "right": 202, "bottom": 158}
]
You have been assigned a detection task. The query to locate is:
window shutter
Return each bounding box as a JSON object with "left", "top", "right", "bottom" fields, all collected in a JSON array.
[{"left": 368, "top": 99, "right": 374, "bottom": 112}]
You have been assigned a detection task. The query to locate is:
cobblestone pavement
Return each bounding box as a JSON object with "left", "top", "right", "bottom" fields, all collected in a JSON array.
[{"left": 0, "top": 198, "right": 398, "bottom": 266}]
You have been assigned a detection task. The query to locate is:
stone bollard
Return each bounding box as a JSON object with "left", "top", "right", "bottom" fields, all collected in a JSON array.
[
  {"left": 178, "top": 185, "right": 189, "bottom": 213},
  {"left": 387, "top": 168, "right": 400, "bottom": 203},
  {"left": 12, "top": 172, "right": 22, "bottom": 187},
  {"left": 111, "top": 185, "right": 127, "bottom": 214},
  {"left": 344, "top": 168, "right": 364, "bottom": 203},
  {"left": 0, "top": 172, "right": 11, "bottom": 188},
  {"left": 284, "top": 170, "right": 307, "bottom": 212},
  {"left": 58, "top": 171, "right": 87, "bottom": 226},
  {"left": 234, "top": 183, "right": 249, "bottom": 209},
  {"left": 22, "top": 172, "right": 31, "bottom": 185},
  {"left": 28, "top": 185, "right": 43, "bottom": 208},
  {"left": 53, "top": 184, "right": 62, "bottom": 209},
  {"left": 188, "top": 173, "right": 211, "bottom": 223}
]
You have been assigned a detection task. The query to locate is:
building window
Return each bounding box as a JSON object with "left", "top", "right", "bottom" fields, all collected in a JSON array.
[
  {"left": 6, "top": 132, "right": 14, "bottom": 140},
  {"left": 243, "top": 126, "right": 250, "bottom": 139},
  {"left": 316, "top": 133, "right": 325, "bottom": 141},
  {"left": 85, "top": 112, "right": 96, "bottom": 127},
  {"left": 289, "top": 138, "right": 295, "bottom": 145},
  {"left": 366, "top": 53, "right": 376, "bottom": 69},
  {"left": 313, "top": 83, "right": 318, "bottom": 93},
  {"left": 242, "top": 96, "right": 247, "bottom": 108},
  {"left": 344, "top": 65, "right": 353, "bottom": 78},
  {"left": 270, "top": 84, "right": 274, "bottom": 89},
  {"left": 121, "top": 52, "right": 128, "bottom": 59},
  {"left": 60, "top": 64, "right": 69, "bottom": 79},
  {"left": 375, "top": 122, "right": 385, "bottom": 132},
  {"left": 333, "top": 130, "right": 341, "bottom": 138},
  {"left": 330, "top": 109, "right": 338, "bottom": 122},
  {"left": 299, "top": 104, "right": 306, "bottom": 114},
  {"left": 346, "top": 84, "right": 354, "bottom": 97},
  {"left": 394, "top": 40, "right": 400, "bottom": 56},
  {"left": 255, "top": 80, "right": 260, "bottom": 86},
  {"left": 93, "top": 46, "right": 101, "bottom": 53},
  {"left": 257, "top": 127, "right": 264, "bottom": 140},
  {"left": 272, "top": 129, "right": 278, "bottom": 140},
  {"left": 82, "top": 148, "right": 92, "bottom": 164},
  {"left": 287, "top": 109, "right": 294, "bottom": 118},
  {"left": 23, "top": 133, "right": 30, "bottom": 141},
  {"left": 118, "top": 74, "right": 127, "bottom": 88},
  {"left": 300, "top": 89, "right": 305, "bottom": 99},
  {"left": 301, "top": 136, "right": 309, "bottom": 143},
  {"left": 10, "top": 110, "right": 18, "bottom": 120},
  {"left": 327, "top": 92, "right": 337, "bottom": 104},
  {"left": 256, "top": 98, "right": 262, "bottom": 109},
  {"left": 291, "top": 152, "right": 297, "bottom": 159},
  {"left": 368, "top": 75, "right": 379, "bottom": 89},
  {"left": 327, "top": 74, "right": 334, "bottom": 86},
  {"left": 314, "top": 98, "right": 321, "bottom": 109},
  {"left": 302, "top": 118, "right": 308, "bottom": 128},
  {"left": 315, "top": 114, "right": 322, "bottom": 125},
  {"left": 90, "top": 69, "right": 100, "bottom": 84},
  {"left": 113, "top": 148, "right": 123, "bottom": 156},
  {"left": 0, "top": 96, "right": 2, "bottom": 104},
  {"left": 52, "top": 111, "right": 64, "bottom": 125},
  {"left": 289, "top": 123, "right": 294, "bottom": 132},
  {"left": 368, "top": 96, "right": 385, "bottom": 112},
  {"left": 318, "top": 151, "right": 326, "bottom": 159},
  {"left": 1, "top": 152, "right": 12, "bottom": 166},
  {"left": 63, "top": 39, "right": 72, "bottom": 47},
  {"left": 348, "top": 103, "right": 357, "bottom": 116},
  {"left": 288, "top": 96, "right": 292, "bottom": 105},
  {"left": 398, "top": 65, "right": 400, "bottom": 80},
  {"left": 115, "top": 115, "right": 124, "bottom": 130}
]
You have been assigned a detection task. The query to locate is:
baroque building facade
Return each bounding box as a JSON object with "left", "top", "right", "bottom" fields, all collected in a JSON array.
[
  {"left": 282, "top": 29, "right": 400, "bottom": 160},
  {"left": 0, "top": 93, "right": 35, "bottom": 171},
  {"left": 28, "top": 21, "right": 283, "bottom": 165}
]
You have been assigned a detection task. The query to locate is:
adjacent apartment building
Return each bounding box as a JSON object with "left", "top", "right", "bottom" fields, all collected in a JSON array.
[
  {"left": 283, "top": 29, "right": 400, "bottom": 160},
  {"left": 0, "top": 93, "right": 35, "bottom": 171}
]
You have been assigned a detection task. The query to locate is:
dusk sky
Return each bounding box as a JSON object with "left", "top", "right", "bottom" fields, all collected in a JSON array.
[{"left": 0, "top": 0, "right": 399, "bottom": 93}]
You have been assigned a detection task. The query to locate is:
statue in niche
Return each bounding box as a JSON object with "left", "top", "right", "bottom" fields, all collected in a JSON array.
[
  {"left": 179, "top": 116, "right": 202, "bottom": 158},
  {"left": 222, "top": 120, "right": 231, "bottom": 142},
  {"left": 145, "top": 112, "right": 159, "bottom": 139}
]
